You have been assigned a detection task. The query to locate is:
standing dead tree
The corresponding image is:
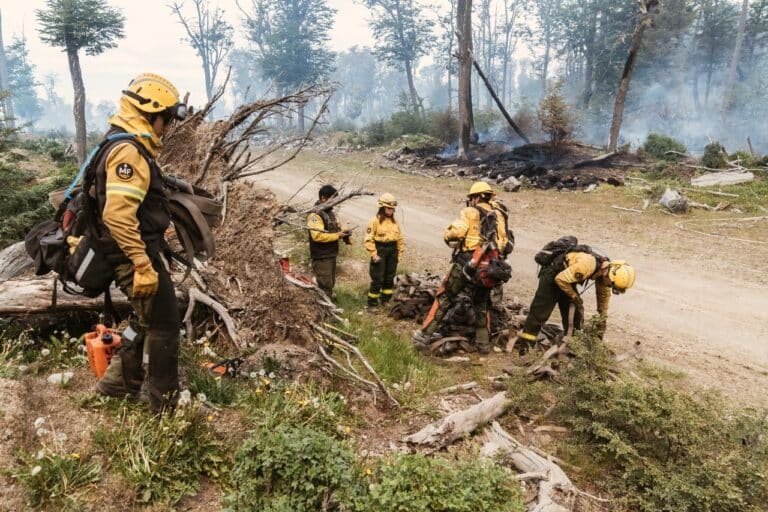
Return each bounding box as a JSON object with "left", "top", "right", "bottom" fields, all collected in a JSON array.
[
  {"left": 456, "top": 0, "right": 475, "bottom": 159},
  {"left": 607, "top": 0, "right": 660, "bottom": 152}
]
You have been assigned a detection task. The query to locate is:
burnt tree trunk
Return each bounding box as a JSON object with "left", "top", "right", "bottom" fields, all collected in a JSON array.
[
  {"left": 66, "top": 47, "right": 87, "bottom": 164},
  {"left": 457, "top": 0, "right": 475, "bottom": 160},
  {"left": 608, "top": 2, "right": 657, "bottom": 152}
]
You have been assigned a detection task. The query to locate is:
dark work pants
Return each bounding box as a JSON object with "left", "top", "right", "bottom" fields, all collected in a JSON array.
[
  {"left": 312, "top": 257, "right": 337, "bottom": 298},
  {"left": 368, "top": 242, "right": 398, "bottom": 305},
  {"left": 423, "top": 257, "right": 491, "bottom": 348},
  {"left": 521, "top": 265, "right": 583, "bottom": 339},
  {"left": 99, "top": 256, "right": 180, "bottom": 413}
]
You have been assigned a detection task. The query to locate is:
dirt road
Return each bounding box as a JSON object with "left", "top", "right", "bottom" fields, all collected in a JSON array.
[{"left": 254, "top": 152, "right": 768, "bottom": 401}]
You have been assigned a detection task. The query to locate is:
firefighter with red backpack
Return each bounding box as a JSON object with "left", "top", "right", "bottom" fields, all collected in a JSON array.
[
  {"left": 412, "top": 182, "right": 512, "bottom": 354},
  {"left": 515, "top": 236, "right": 636, "bottom": 353}
]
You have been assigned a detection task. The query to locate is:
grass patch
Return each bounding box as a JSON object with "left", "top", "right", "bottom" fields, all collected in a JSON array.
[
  {"left": 185, "top": 364, "right": 240, "bottom": 407},
  {"left": 13, "top": 447, "right": 101, "bottom": 510},
  {"left": 334, "top": 285, "right": 442, "bottom": 393},
  {"left": 240, "top": 380, "right": 350, "bottom": 437},
  {"left": 92, "top": 405, "right": 226, "bottom": 505}
]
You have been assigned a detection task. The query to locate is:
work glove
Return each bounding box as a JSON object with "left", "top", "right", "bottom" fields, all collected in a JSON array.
[
  {"left": 132, "top": 258, "right": 159, "bottom": 298},
  {"left": 66, "top": 235, "right": 83, "bottom": 255},
  {"left": 340, "top": 230, "right": 352, "bottom": 245},
  {"left": 572, "top": 296, "right": 585, "bottom": 318}
]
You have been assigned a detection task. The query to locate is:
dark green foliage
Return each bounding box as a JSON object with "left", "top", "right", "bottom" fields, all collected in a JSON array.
[
  {"left": 363, "top": 108, "right": 459, "bottom": 146},
  {"left": 93, "top": 407, "right": 226, "bottom": 504},
  {"left": 6, "top": 35, "right": 42, "bottom": 122},
  {"left": 556, "top": 329, "right": 768, "bottom": 511},
  {"left": 0, "top": 160, "right": 74, "bottom": 249},
  {"left": 702, "top": 142, "right": 729, "bottom": 169},
  {"left": 223, "top": 424, "right": 357, "bottom": 511},
  {"left": 243, "top": 0, "right": 336, "bottom": 92},
  {"left": 0, "top": 161, "right": 76, "bottom": 249},
  {"left": 36, "top": 0, "right": 125, "bottom": 56},
  {"left": 641, "top": 133, "right": 688, "bottom": 161},
  {"left": 354, "top": 454, "right": 524, "bottom": 512}
]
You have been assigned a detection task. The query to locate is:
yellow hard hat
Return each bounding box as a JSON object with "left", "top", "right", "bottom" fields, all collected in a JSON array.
[
  {"left": 122, "top": 73, "right": 187, "bottom": 119},
  {"left": 468, "top": 181, "right": 495, "bottom": 197},
  {"left": 607, "top": 260, "right": 636, "bottom": 293},
  {"left": 378, "top": 193, "right": 397, "bottom": 208}
]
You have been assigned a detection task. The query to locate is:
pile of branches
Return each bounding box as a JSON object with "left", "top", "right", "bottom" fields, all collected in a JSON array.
[{"left": 389, "top": 272, "right": 566, "bottom": 357}]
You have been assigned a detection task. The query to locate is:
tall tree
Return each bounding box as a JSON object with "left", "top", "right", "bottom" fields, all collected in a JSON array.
[
  {"left": 0, "top": 10, "right": 15, "bottom": 129},
  {"left": 722, "top": 0, "right": 749, "bottom": 119},
  {"left": 364, "top": 0, "right": 436, "bottom": 114},
  {"left": 457, "top": 0, "right": 475, "bottom": 158},
  {"left": 239, "top": 0, "right": 336, "bottom": 131},
  {"left": 36, "top": 0, "right": 125, "bottom": 164},
  {"left": 608, "top": 0, "right": 659, "bottom": 151},
  {"left": 170, "top": 0, "right": 234, "bottom": 108},
  {"left": 7, "top": 35, "right": 42, "bottom": 122},
  {"left": 532, "top": 0, "right": 563, "bottom": 87}
]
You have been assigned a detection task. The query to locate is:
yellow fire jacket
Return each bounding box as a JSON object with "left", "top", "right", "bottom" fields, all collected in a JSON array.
[
  {"left": 444, "top": 202, "right": 509, "bottom": 252},
  {"left": 554, "top": 252, "right": 612, "bottom": 314},
  {"left": 306, "top": 212, "right": 348, "bottom": 243},
  {"left": 100, "top": 98, "right": 163, "bottom": 266},
  {"left": 363, "top": 216, "right": 405, "bottom": 258}
]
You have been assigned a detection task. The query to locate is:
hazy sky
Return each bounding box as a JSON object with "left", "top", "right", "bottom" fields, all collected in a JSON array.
[{"left": 0, "top": 0, "right": 382, "bottom": 107}]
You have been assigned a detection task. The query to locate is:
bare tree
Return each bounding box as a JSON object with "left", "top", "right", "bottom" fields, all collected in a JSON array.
[
  {"left": 170, "top": 0, "right": 234, "bottom": 110},
  {"left": 607, "top": 0, "right": 659, "bottom": 152},
  {"left": 722, "top": 0, "right": 749, "bottom": 120}
]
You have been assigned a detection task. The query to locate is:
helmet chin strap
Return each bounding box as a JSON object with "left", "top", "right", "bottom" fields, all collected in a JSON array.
[{"left": 122, "top": 89, "right": 151, "bottom": 105}]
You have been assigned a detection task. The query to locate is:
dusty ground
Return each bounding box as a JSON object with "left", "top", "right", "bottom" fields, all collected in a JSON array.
[{"left": 255, "top": 150, "right": 768, "bottom": 406}]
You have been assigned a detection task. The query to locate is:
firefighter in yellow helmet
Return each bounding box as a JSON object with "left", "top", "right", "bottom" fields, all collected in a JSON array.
[
  {"left": 95, "top": 73, "right": 187, "bottom": 413},
  {"left": 364, "top": 193, "right": 405, "bottom": 309},
  {"left": 516, "top": 242, "right": 636, "bottom": 353},
  {"left": 413, "top": 182, "right": 511, "bottom": 355}
]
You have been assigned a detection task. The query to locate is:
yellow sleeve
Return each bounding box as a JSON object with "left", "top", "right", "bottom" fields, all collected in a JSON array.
[
  {"left": 364, "top": 217, "right": 378, "bottom": 257},
  {"left": 397, "top": 223, "right": 405, "bottom": 257},
  {"left": 101, "top": 143, "right": 150, "bottom": 266},
  {"left": 307, "top": 213, "right": 340, "bottom": 243},
  {"left": 444, "top": 208, "right": 472, "bottom": 242},
  {"left": 596, "top": 283, "right": 611, "bottom": 315},
  {"left": 555, "top": 271, "right": 581, "bottom": 302}
]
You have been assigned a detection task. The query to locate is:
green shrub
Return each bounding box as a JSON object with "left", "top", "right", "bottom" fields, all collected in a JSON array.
[
  {"left": 354, "top": 454, "right": 524, "bottom": 512},
  {"left": 223, "top": 424, "right": 358, "bottom": 511},
  {"left": 557, "top": 330, "right": 768, "bottom": 511},
  {"left": 424, "top": 109, "right": 459, "bottom": 144},
  {"left": 702, "top": 142, "right": 728, "bottom": 169},
  {"left": 640, "top": 133, "right": 687, "bottom": 161},
  {"left": 93, "top": 406, "right": 226, "bottom": 504},
  {"left": 13, "top": 448, "right": 101, "bottom": 509},
  {"left": 0, "top": 161, "right": 76, "bottom": 249},
  {"left": 474, "top": 108, "right": 501, "bottom": 134}
]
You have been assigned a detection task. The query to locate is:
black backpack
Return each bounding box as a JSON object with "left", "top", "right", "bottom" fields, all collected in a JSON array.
[
  {"left": 534, "top": 236, "right": 605, "bottom": 271},
  {"left": 471, "top": 205, "right": 512, "bottom": 287},
  {"left": 25, "top": 133, "right": 145, "bottom": 297}
]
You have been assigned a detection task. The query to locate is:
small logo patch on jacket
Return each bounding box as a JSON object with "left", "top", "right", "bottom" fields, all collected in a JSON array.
[{"left": 116, "top": 163, "right": 134, "bottom": 181}]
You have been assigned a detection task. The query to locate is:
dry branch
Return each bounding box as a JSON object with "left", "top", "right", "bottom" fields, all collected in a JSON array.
[
  {"left": 183, "top": 286, "right": 243, "bottom": 350},
  {"left": 404, "top": 392, "right": 512, "bottom": 448},
  {"left": 481, "top": 421, "right": 576, "bottom": 512}
]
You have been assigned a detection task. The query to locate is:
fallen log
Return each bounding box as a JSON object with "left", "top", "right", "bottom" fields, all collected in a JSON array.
[
  {"left": 404, "top": 391, "right": 512, "bottom": 448},
  {"left": 0, "top": 241, "right": 33, "bottom": 281},
  {"left": 481, "top": 421, "right": 575, "bottom": 512},
  {"left": 572, "top": 151, "right": 618, "bottom": 169},
  {"left": 0, "top": 276, "right": 187, "bottom": 317},
  {"left": 691, "top": 171, "right": 755, "bottom": 187}
]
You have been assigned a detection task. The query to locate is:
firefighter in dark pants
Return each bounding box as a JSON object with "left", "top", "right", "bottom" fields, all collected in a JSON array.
[
  {"left": 517, "top": 250, "right": 636, "bottom": 352},
  {"left": 95, "top": 73, "right": 188, "bottom": 413},
  {"left": 412, "top": 182, "right": 509, "bottom": 354},
  {"left": 364, "top": 193, "right": 405, "bottom": 308},
  {"left": 307, "top": 184, "right": 351, "bottom": 298}
]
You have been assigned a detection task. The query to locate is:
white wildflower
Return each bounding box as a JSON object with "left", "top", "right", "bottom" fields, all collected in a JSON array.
[
  {"left": 30, "top": 466, "right": 42, "bottom": 476},
  {"left": 33, "top": 417, "right": 45, "bottom": 429},
  {"left": 40, "top": 348, "right": 50, "bottom": 357},
  {"left": 178, "top": 389, "right": 192, "bottom": 407}
]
